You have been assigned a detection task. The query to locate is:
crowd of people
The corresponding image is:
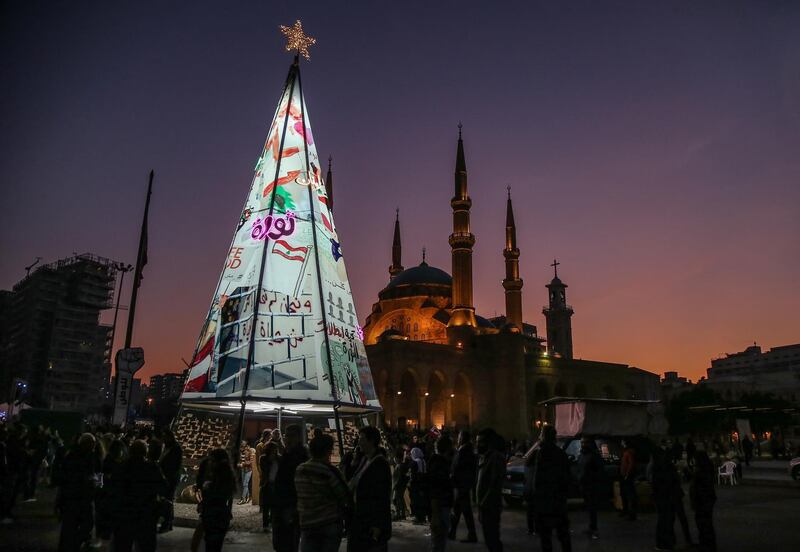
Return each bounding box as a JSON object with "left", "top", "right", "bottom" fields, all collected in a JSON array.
[
  {"left": 3, "top": 417, "right": 794, "bottom": 552},
  {"left": 0, "top": 422, "right": 183, "bottom": 552}
]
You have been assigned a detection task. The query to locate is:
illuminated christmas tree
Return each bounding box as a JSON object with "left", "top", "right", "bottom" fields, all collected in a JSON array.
[{"left": 180, "top": 22, "right": 380, "bottom": 423}]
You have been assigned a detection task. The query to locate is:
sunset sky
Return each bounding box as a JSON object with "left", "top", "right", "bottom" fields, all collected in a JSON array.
[{"left": 2, "top": 1, "right": 798, "bottom": 383}]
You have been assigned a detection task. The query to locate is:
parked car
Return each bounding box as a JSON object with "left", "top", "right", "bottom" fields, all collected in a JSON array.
[
  {"left": 502, "top": 456, "right": 526, "bottom": 506},
  {"left": 789, "top": 456, "right": 800, "bottom": 480},
  {"left": 502, "top": 437, "right": 645, "bottom": 507}
]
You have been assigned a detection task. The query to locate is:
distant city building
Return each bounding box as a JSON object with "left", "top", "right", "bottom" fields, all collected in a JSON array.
[
  {"left": 0, "top": 253, "right": 120, "bottom": 413},
  {"left": 149, "top": 371, "right": 187, "bottom": 403},
  {"left": 661, "top": 370, "right": 695, "bottom": 399},
  {"left": 706, "top": 343, "right": 800, "bottom": 403}
]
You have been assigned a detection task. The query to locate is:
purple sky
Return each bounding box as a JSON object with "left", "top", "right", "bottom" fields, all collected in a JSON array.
[{"left": 2, "top": 1, "right": 799, "bottom": 382}]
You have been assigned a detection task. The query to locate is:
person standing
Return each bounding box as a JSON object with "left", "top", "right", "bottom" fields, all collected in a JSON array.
[
  {"left": 254, "top": 429, "right": 270, "bottom": 508},
  {"left": 391, "top": 447, "right": 411, "bottom": 521},
  {"left": 671, "top": 439, "right": 684, "bottom": 465},
  {"left": 259, "top": 441, "right": 280, "bottom": 532},
  {"left": 522, "top": 440, "right": 540, "bottom": 536},
  {"left": 449, "top": 430, "right": 478, "bottom": 543},
  {"left": 530, "top": 425, "right": 572, "bottom": 552},
  {"left": 199, "top": 448, "right": 236, "bottom": 552},
  {"left": 741, "top": 436, "right": 754, "bottom": 467},
  {"left": 295, "top": 434, "right": 350, "bottom": 552},
  {"left": 475, "top": 428, "right": 505, "bottom": 552},
  {"left": 577, "top": 437, "right": 603, "bottom": 540},
  {"left": 689, "top": 451, "right": 717, "bottom": 552},
  {"left": 238, "top": 441, "right": 255, "bottom": 504},
  {"left": 111, "top": 439, "right": 167, "bottom": 552},
  {"left": 649, "top": 447, "right": 677, "bottom": 551},
  {"left": 272, "top": 424, "right": 309, "bottom": 552},
  {"left": 96, "top": 439, "right": 126, "bottom": 540},
  {"left": 55, "top": 433, "right": 100, "bottom": 552},
  {"left": 685, "top": 438, "right": 697, "bottom": 467},
  {"left": 619, "top": 439, "right": 637, "bottom": 521},
  {"left": 159, "top": 429, "right": 182, "bottom": 533},
  {"left": 769, "top": 435, "right": 780, "bottom": 460},
  {"left": 672, "top": 463, "right": 693, "bottom": 547},
  {"left": 347, "top": 426, "right": 392, "bottom": 552},
  {"left": 428, "top": 434, "right": 454, "bottom": 552},
  {"left": 23, "top": 425, "right": 47, "bottom": 502},
  {"left": 408, "top": 446, "right": 428, "bottom": 524}
]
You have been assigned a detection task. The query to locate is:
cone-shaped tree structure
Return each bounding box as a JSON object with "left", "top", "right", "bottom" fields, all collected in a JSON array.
[{"left": 181, "top": 58, "right": 380, "bottom": 416}]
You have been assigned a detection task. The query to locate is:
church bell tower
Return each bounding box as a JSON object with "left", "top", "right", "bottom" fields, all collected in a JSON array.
[
  {"left": 543, "top": 259, "right": 574, "bottom": 358},
  {"left": 448, "top": 124, "right": 477, "bottom": 328}
]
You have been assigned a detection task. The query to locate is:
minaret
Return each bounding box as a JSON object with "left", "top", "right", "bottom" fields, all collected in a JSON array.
[
  {"left": 325, "top": 156, "right": 334, "bottom": 212},
  {"left": 502, "top": 187, "right": 523, "bottom": 331},
  {"left": 543, "top": 259, "right": 574, "bottom": 358},
  {"left": 389, "top": 209, "right": 404, "bottom": 279},
  {"left": 448, "top": 123, "right": 477, "bottom": 328}
]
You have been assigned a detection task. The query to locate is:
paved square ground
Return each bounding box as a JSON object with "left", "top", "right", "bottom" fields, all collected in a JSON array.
[{"left": 2, "top": 484, "right": 798, "bottom": 551}]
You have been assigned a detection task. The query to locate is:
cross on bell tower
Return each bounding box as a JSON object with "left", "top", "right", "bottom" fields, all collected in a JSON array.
[{"left": 543, "top": 259, "right": 574, "bottom": 359}]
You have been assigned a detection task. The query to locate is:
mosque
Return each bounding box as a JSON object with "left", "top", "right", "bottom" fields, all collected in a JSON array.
[{"left": 357, "top": 129, "right": 660, "bottom": 438}]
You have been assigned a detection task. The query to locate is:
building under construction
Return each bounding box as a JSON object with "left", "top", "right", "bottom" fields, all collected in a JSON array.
[{"left": 0, "top": 253, "right": 120, "bottom": 414}]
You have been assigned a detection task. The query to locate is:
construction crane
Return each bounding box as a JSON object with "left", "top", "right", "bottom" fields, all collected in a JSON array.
[{"left": 24, "top": 257, "right": 42, "bottom": 276}]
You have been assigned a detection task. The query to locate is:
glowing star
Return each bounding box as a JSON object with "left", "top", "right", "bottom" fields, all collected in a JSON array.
[{"left": 280, "top": 20, "right": 316, "bottom": 60}]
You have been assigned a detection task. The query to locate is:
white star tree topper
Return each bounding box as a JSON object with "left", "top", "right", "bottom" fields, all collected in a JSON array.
[{"left": 280, "top": 20, "right": 316, "bottom": 60}]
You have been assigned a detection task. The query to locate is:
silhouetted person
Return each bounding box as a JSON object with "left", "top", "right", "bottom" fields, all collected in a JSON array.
[
  {"left": 272, "top": 424, "right": 309, "bottom": 552},
  {"left": 649, "top": 448, "right": 676, "bottom": 551},
  {"left": 428, "top": 434, "right": 454, "bottom": 551},
  {"left": 476, "top": 428, "right": 505, "bottom": 552},
  {"left": 685, "top": 438, "right": 696, "bottom": 467},
  {"left": 391, "top": 447, "right": 411, "bottom": 520},
  {"left": 449, "top": 430, "right": 478, "bottom": 542},
  {"left": 295, "top": 434, "right": 350, "bottom": 552},
  {"left": 671, "top": 439, "right": 684, "bottom": 465},
  {"left": 159, "top": 428, "right": 182, "bottom": 533},
  {"left": 97, "top": 439, "right": 127, "bottom": 540},
  {"left": 347, "top": 426, "right": 392, "bottom": 552},
  {"left": 531, "top": 425, "right": 572, "bottom": 552},
  {"left": 578, "top": 437, "right": 603, "bottom": 539},
  {"left": 259, "top": 441, "right": 280, "bottom": 532},
  {"left": 769, "top": 435, "right": 780, "bottom": 460},
  {"left": 672, "top": 465, "right": 693, "bottom": 547},
  {"left": 238, "top": 440, "right": 255, "bottom": 504},
  {"left": 199, "top": 448, "right": 235, "bottom": 552},
  {"left": 23, "top": 425, "right": 47, "bottom": 501},
  {"left": 111, "top": 439, "right": 166, "bottom": 552},
  {"left": 55, "top": 433, "right": 99, "bottom": 552},
  {"left": 741, "top": 436, "right": 754, "bottom": 466},
  {"left": 523, "top": 440, "right": 540, "bottom": 535},
  {"left": 2, "top": 426, "right": 27, "bottom": 524},
  {"left": 619, "top": 439, "right": 637, "bottom": 520},
  {"left": 690, "top": 451, "right": 717, "bottom": 552}
]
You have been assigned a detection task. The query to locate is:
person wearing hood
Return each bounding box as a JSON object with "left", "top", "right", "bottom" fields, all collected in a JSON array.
[{"left": 409, "top": 446, "right": 428, "bottom": 524}]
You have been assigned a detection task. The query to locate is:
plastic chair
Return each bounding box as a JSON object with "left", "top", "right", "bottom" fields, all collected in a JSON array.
[{"left": 717, "top": 461, "right": 737, "bottom": 485}]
